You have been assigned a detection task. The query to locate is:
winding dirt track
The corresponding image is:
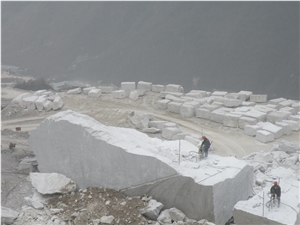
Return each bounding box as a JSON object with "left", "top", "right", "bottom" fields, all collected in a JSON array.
[{"left": 2, "top": 92, "right": 299, "bottom": 159}]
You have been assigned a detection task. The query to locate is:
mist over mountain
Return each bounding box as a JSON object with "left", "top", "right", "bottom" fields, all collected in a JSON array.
[{"left": 1, "top": 2, "right": 299, "bottom": 99}]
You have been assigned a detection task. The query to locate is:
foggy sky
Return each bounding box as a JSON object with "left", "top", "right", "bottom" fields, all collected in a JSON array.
[{"left": 1, "top": 2, "right": 299, "bottom": 99}]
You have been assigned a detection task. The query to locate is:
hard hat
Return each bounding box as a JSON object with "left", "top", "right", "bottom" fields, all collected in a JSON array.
[
  {"left": 274, "top": 181, "right": 278, "bottom": 185},
  {"left": 202, "top": 136, "right": 206, "bottom": 140}
]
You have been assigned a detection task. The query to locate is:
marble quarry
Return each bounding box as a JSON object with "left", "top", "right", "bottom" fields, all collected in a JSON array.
[{"left": 28, "top": 110, "right": 254, "bottom": 224}]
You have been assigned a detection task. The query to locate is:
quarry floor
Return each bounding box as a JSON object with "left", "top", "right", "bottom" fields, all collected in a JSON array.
[{"left": 1, "top": 81, "right": 299, "bottom": 222}]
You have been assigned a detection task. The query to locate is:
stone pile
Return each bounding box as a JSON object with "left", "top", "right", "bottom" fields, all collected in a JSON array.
[
  {"left": 3, "top": 172, "right": 216, "bottom": 225},
  {"left": 11, "top": 90, "right": 64, "bottom": 112}
]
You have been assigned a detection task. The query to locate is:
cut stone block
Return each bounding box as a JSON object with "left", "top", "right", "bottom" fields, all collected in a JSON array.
[
  {"left": 160, "top": 92, "right": 184, "bottom": 98},
  {"left": 224, "top": 99, "right": 242, "bottom": 108},
  {"left": 234, "top": 106, "right": 251, "bottom": 113},
  {"left": 275, "top": 122, "right": 292, "bottom": 135},
  {"left": 99, "top": 86, "right": 114, "bottom": 94},
  {"left": 137, "top": 81, "right": 152, "bottom": 92},
  {"left": 282, "top": 120, "right": 300, "bottom": 131},
  {"left": 277, "top": 140, "right": 300, "bottom": 153},
  {"left": 112, "top": 90, "right": 126, "bottom": 99},
  {"left": 43, "top": 100, "right": 53, "bottom": 111},
  {"left": 267, "top": 111, "right": 289, "bottom": 123},
  {"left": 11, "top": 93, "right": 32, "bottom": 108},
  {"left": 210, "top": 108, "right": 233, "bottom": 123},
  {"left": 195, "top": 108, "right": 211, "bottom": 120},
  {"left": 291, "top": 102, "right": 300, "bottom": 112},
  {"left": 185, "top": 91, "right": 207, "bottom": 98},
  {"left": 212, "top": 91, "right": 227, "bottom": 97},
  {"left": 35, "top": 96, "right": 47, "bottom": 111},
  {"left": 28, "top": 110, "right": 254, "bottom": 224},
  {"left": 278, "top": 99, "right": 295, "bottom": 108},
  {"left": 289, "top": 115, "right": 300, "bottom": 121},
  {"left": 268, "top": 97, "right": 286, "bottom": 105},
  {"left": 257, "top": 122, "right": 284, "bottom": 139},
  {"left": 212, "top": 102, "right": 224, "bottom": 107},
  {"left": 255, "top": 130, "right": 274, "bottom": 143},
  {"left": 162, "top": 127, "right": 181, "bottom": 140},
  {"left": 152, "top": 84, "right": 165, "bottom": 93},
  {"left": 253, "top": 105, "right": 276, "bottom": 114},
  {"left": 121, "top": 82, "right": 136, "bottom": 91},
  {"left": 83, "top": 87, "right": 95, "bottom": 94},
  {"left": 242, "top": 101, "right": 256, "bottom": 106},
  {"left": 282, "top": 107, "right": 297, "bottom": 115},
  {"left": 238, "top": 117, "right": 257, "bottom": 130},
  {"left": 168, "top": 102, "right": 183, "bottom": 114},
  {"left": 23, "top": 95, "right": 39, "bottom": 110},
  {"left": 67, "top": 87, "right": 82, "bottom": 95},
  {"left": 165, "top": 84, "right": 184, "bottom": 93},
  {"left": 265, "top": 104, "right": 279, "bottom": 109},
  {"left": 52, "top": 96, "right": 64, "bottom": 110},
  {"left": 137, "top": 89, "right": 146, "bottom": 96},
  {"left": 180, "top": 104, "right": 195, "bottom": 118},
  {"left": 34, "top": 90, "right": 47, "bottom": 96},
  {"left": 223, "top": 113, "right": 242, "bottom": 128},
  {"left": 243, "top": 110, "right": 267, "bottom": 122},
  {"left": 88, "top": 89, "right": 102, "bottom": 98},
  {"left": 200, "top": 104, "right": 220, "bottom": 112},
  {"left": 165, "top": 94, "right": 186, "bottom": 103},
  {"left": 238, "top": 91, "right": 253, "bottom": 101},
  {"left": 212, "top": 96, "right": 226, "bottom": 103},
  {"left": 155, "top": 99, "right": 171, "bottom": 110},
  {"left": 183, "top": 100, "right": 201, "bottom": 108},
  {"left": 225, "top": 93, "right": 239, "bottom": 99},
  {"left": 244, "top": 125, "right": 261, "bottom": 136},
  {"left": 250, "top": 95, "right": 267, "bottom": 103}
]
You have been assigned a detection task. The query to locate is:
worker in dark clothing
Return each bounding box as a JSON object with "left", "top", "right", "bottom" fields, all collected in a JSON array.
[
  {"left": 270, "top": 181, "right": 281, "bottom": 207},
  {"left": 199, "top": 136, "right": 211, "bottom": 159}
]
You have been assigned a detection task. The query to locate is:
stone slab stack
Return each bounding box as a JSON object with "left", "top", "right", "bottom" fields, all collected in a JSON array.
[{"left": 88, "top": 89, "right": 102, "bottom": 98}]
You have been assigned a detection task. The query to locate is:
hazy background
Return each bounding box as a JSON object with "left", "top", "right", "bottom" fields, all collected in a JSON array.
[{"left": 1, "top": 2, "right": 299, "bottom": 99}]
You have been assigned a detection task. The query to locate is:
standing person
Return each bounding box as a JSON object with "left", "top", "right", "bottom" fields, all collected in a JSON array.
[
  {"left": 199, "top": 136, "right": 211, "bottom": 159},
  {"left": 270, "top": 181, "right": 281, "bottom": 207}
]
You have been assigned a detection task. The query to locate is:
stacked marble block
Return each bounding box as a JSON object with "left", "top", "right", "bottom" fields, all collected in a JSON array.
[
  {"left": 113, "top": 82, "right": 183, "bottom": 100},
  {"left": 156, "top": 90, "right": 299, "bottom": 143},
  {"left": 11, "top": 90, "right": 64, "bottom": 111}
]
